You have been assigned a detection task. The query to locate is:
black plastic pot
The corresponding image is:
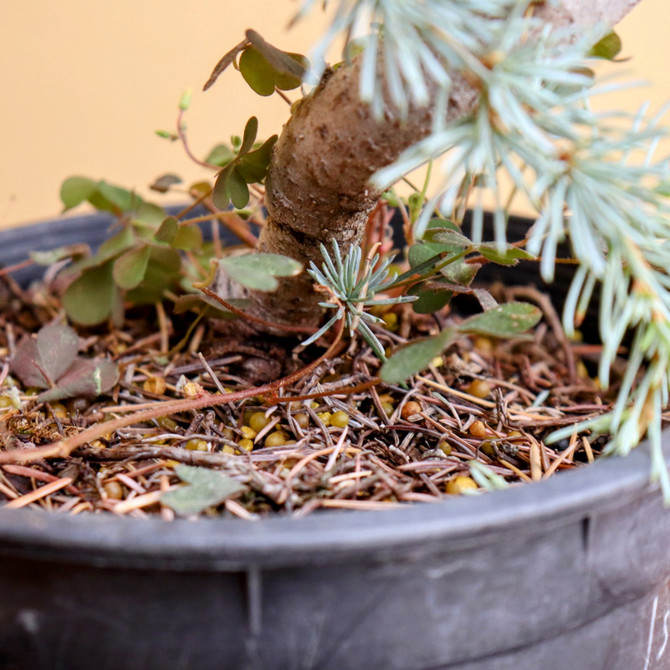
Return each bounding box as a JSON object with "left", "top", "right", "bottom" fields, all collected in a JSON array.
[{"left": 1, "top": 212, "right": 670, "bottom": 670}]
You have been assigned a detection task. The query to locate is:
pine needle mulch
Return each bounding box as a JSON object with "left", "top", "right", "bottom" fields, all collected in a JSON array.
[{"left": 0, "top": 273, "right": 611, "bottom": 520}]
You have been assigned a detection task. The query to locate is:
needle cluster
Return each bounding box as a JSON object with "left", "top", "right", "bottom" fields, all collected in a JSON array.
[{"left": 304, "top": 240, "right": 415, "bottom": 359}]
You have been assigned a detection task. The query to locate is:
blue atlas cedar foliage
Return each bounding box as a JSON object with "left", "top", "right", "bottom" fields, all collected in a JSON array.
[{"left": 294, "top": 0, "right": 670, "bottom": 497}]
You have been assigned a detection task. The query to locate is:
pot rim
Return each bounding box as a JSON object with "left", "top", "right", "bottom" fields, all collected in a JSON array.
[
  {"left": 0, "top": 211, "right": 666, "bottom": 570},
  {"left": 0, "top": 442, "right": 662, "bottom": 569}
]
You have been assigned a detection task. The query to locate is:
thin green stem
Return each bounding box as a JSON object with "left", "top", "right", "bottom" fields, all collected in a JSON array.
[{"left": 387, "top": 248, "right": 473, "bottom": 290}]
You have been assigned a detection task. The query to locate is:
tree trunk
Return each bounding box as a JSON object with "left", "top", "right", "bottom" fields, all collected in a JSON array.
[{"left": 250, "top": 0, "right": 641, "bottom": 327}]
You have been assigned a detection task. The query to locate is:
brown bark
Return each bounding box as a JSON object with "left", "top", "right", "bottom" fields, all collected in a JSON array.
[{"left": 248, "top": 0, "right": 642, "bottom": 327}]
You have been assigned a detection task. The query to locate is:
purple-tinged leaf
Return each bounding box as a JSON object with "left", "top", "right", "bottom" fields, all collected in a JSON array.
[
  {"left": 11, "top": 323, "right": 79, "bottom": 389},
  {"left": 150, "top": 173, "right": 183, "bottom": 193},
  {"left": 37, "top": 358, "right": 119, "bottom": 403},
  {"left": 203, "top": 38, "right": 250, "bottom": 92},
  {"left": 472, "top": 288, "right": 498, "bottom": 312},
  {"left": 245, "top": 30, "right": 307, "bottom": 80}
]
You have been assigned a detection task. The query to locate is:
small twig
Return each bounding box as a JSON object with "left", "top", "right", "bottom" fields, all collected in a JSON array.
[
  {"left": 266, "top": 378, "right": 381, "bottom": 405},
  {"left": 0, "top": 315, "right": 345, "bottom": 464},
  {"left": 416, "top": 376, "right": 497, "bottom": 408},
  {"left": 177, "top": 108, "right": 219, "bottom": 170},
  {"left": 582, "top": 436, "right": 595, "bottom": 464},
  {"left": 543, "top": 438, "right": 578, "bottom": 478},
  {"left": 2, "top": 464, "right": 80, "bottom": 494},
  {"left": 0, "top": 259, "right": 34, "bottom": 277},
  {"left": 113, "top": 490, "right": 170, "bottom": 515},
  {"left": 199, "top": 286, "right": 315, "bottom": 334},
  {"left": 0, "top": 362, "right": 9, "bottom": 387},
  {"left": 324, "top": 425, "right": 349, "bottom": 472},
  {"left": 275, "top": 88, "right": 292, "bottom": 105},
  {"left": 528, "top": 439, "right": 543, "bottom": 481},
  {"left": 5, "top": 477, "right": 73, "bottom": 509},
  {"left": 155, "top": 302, "right": 170, "bottom": 354},
  {"left": 199, "top": 201, "right": 259, "bottom": 248},
  {"left": 196, "top": 352, "right": 228, "bottom": 395},
  {"left": 0, "top": 481, "right": 18, "bottom": 500},
  {"left": 175, "top": 186, "right": 212, "bottom": 220}
]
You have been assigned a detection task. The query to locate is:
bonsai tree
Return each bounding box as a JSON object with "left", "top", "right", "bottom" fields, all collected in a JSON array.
[
  {"left": 206, "top": 0, "right": 670, "bottom": 490},
  {"left": 2, "top": 0, "right": 670, "bottom": 511}
]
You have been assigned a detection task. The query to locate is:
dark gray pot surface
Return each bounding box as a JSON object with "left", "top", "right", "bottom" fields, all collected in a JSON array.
[{"left": 0, "top": 211, "right": 669, "bottom": 670}]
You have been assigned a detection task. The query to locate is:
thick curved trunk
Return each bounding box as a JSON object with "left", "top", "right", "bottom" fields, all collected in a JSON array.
[
  {"left": 251, "top": 0, "right": 641, "bottom": 327},
  {"left": 255, "top": 66, "right": 471, "bottom": 326}
]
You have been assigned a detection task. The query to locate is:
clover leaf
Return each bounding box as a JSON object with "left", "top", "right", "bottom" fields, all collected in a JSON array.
[{"left": 11, "top": 323, "right": 119, "bottom": 402}]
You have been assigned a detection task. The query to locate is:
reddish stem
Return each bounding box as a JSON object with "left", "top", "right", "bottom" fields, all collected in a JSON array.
[
  {"left": 199, "top": 286, "right": 315, "bottom": 334},
  {"left": 0, "top": 316, "right": 345, "bottom": 464}
]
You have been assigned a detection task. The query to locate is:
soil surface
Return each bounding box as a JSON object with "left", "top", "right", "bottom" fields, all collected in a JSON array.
[{"left": 0, "top": 265, "right": 612, "bottom": 520}]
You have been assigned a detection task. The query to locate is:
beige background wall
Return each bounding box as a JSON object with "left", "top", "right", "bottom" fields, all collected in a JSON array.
[{"left": 0, "top": 0, "right": 668, "bottom": 229}]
